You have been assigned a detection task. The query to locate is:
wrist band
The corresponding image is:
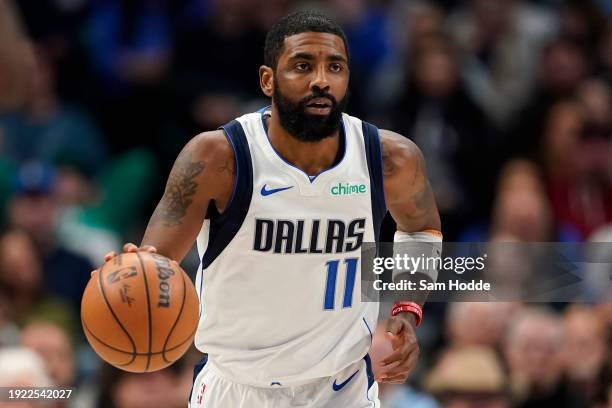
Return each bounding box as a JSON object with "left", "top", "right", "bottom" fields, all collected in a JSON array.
[{"left": 391, "top": 301, "right": 423, "bottom": 327}]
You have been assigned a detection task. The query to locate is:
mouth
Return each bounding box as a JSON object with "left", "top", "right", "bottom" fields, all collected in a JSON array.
[{"left": 305, "top": 97, "right": 333, "bottom": 115}]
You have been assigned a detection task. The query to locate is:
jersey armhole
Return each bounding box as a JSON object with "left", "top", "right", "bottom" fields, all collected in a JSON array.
[
  {"left": 362, "top": 121, "right": 387, "bottom": 241},
  {"left": 215, "top": 120, "right": 253, "bottom": 222},
  {"left": 200, "top": 120, "right": 253, "bottom": 269}
]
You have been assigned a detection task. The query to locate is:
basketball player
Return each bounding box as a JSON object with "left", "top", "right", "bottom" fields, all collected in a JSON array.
[{"left": 107, "top": 11, "right": 441, "bottom": 407}]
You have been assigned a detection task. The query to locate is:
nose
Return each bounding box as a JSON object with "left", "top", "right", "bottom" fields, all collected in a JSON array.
[{"left": 310, "top": 65, "right": 330, "bottom": 92}]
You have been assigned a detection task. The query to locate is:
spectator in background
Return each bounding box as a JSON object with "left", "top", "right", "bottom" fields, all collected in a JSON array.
[
  {"left": 447, "top": 0, "right": 558, "bottom": 125},
  {"left": 20, "top": 321, "right": 74, "bottom": 389},
  {"left": 0, "top": 47, "right": 108, "bottom": 176},
  {"left": 557, "top": 0, "right": 609, "bottom": 57},
  {"left": 97, "top": 365, "right": 186, "bottom": 408},
  {"left": 540, "top": 99, "right": 612, "bottom": 239},
  {"left": 445, "top": 302, "right": 518, "bottom": 349},
  {"left": 0, "top": 347, "right": 54, "bottom": 408},
  {"left": 563, "top": 306, "right": 608, "bottom": 401},
  {"left": 84, "top": 0, "right": 174, "bottom": 153},
  {"left": 490, "top": 162, "right": 555, "bottom": 242},
  {"left": 424, "top": 346, "right": 510, "bottom": 408},
  {"left": 462, "top": 159, "right": 564, "bottom": 242},
  {"left": 0, "top": 346, "right": 53, "bottom": 381},
  {"left": 503, "top": 307, "right": 588, "bottom": 408},
  {"left": 0, "top": 0, "right": 34, "bottom": 113},
  {"left": 0, "top": 49, "right": 106, "bottom": 174},
  {"left": 0, "top": 228, "right": 75, "bottom": 335},
  {"left": 508, "top": 37, "right": 588, "bottom": 160},
  {"left": 369, "top": 1, "right": 446, "bottom": 114},
  {"left": 388, "top": 33, "right": 494, "bottom": 240},
  {"left": 20, "top": 320, "right": 95, "bottom": 408},
  {"left": 14, "top": 0, "right": 92, "bottom": 104},
  {"left": 6, "top": 162, "right": 93, "bottom": 316},
  {"left": 167, "top": 0, "right": 266, "bottom": 164}
]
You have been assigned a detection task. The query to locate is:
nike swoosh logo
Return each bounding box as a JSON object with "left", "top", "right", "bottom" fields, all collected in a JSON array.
[
  {"left": 260, "top": 184, "right": 293, "bottom": 196},
  {"left": 332, "top": 369, "right": 359, "bottom": 391}
]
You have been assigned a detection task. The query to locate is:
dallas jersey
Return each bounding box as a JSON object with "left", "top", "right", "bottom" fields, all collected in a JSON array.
[{"left": 193, "top": 108, "right": 387, "bottom": 388}]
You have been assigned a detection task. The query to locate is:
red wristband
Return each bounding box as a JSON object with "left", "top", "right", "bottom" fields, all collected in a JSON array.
[{"left": 391, "top": 301, "right": 423, "bottom": 327}]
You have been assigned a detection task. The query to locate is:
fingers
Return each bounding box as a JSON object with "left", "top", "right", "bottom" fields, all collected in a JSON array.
[
  {"left": 380, "top": 333, "right": 419, "bottom": 367},
  {"left": 377, "top": 347, "right": 419, "bottom": 383},
  {"left": 386, "top": 331, "right": 405, "bottom": 351},
  {"left": 104, "top": 251, "right": 117, "bottom": 262},
  {"left": 123, "top": 243, "right": 138, "bottom": 253},
  {"left": 385, "top": 317, "right": 404, "bottom": 336},
  {"left": 122, "top": 243, "right": 157, "bottom": 253},
  {"left": 381, "top": 348, "right": 419, "bottom": 380},
  {"left": 380, "top": 345, "right": 404, "bottom": 367},
  {"left": 104, "top": 244, "right": 158, "bottom": 265}
]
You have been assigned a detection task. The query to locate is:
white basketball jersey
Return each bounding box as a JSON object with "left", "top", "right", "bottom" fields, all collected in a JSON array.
[{"left": 194, "top": 108, "right": 387, "bottom": 387}]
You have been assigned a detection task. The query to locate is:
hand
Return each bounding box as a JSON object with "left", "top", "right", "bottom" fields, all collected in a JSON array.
[
  {"left": 90, "top": 243, "right": 158, "bottom": 277},
  {"left": 377, "top": 314, "right": 420, "bottom": 384},
  {"left": 103, "top": 243, "right": 158, "bottom": 262}
]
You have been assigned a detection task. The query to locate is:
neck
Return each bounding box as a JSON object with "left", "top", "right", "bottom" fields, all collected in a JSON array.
[{"left": 266, "top": 106, "right": 342, "bottom": 177}]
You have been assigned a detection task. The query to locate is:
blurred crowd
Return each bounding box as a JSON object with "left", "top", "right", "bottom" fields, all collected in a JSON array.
[{"left": 0, "top": 0, "right": 610, "bottom": 407}]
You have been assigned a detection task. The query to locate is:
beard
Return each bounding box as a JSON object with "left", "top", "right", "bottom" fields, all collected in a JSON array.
[{"left": 273, "top": 80, "right": 348, "bottom": 143}]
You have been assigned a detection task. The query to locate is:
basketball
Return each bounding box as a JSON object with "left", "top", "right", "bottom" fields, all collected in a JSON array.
[{"left": 81, "top": 251, "right": 199, "bottom": 373}]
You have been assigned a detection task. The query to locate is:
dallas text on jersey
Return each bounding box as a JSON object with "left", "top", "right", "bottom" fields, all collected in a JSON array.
[{"left": 253, "top": 218, "right": 366, "bottom": 254}]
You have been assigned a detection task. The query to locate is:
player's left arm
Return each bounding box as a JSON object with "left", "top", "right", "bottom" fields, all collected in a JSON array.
[{"left": 377, "top": 129, "right": 441, "bottom": 383}]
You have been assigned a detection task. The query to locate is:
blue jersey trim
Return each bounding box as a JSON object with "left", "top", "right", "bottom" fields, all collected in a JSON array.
[
  {"left": 259, "top": 110, "right": 347, "bottom": 183},
  {"left": 362, "top": 317, "right": 373, "bottom": 344},
  {"left": 201, "top": 120, "right": 253, "bottom": 270},
  {"left": 362, "top": 121, "right": 387, "bottom": 240},
  {"left": 188, "top": 355, "right": 208, "bottom": 403},
  {"left": 364, "top": 354, "right": 375, "bottom": 397}
]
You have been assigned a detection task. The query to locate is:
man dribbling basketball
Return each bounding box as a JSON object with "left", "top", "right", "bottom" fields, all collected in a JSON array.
[{"left": 108, "top": 11, "right": 441, "bottom": 407}]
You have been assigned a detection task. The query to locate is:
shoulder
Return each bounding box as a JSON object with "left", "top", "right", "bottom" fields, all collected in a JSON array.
[
  {"left": 172, "top": 130, "right": 235, "bottom": 198},
  {"left": 378, "top": 129, "right": 424, "bottom": 178},
  {"left": 187, "top": 129, "right": 234, "bottom": 164}
]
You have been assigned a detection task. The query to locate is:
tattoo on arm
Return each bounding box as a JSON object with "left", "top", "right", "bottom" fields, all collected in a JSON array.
[{"left": 152, "top": 151, "right": 205, "bottom": 227}]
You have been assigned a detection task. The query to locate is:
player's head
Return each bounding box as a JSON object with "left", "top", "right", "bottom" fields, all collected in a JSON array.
[{"left": 260, "top": 11, "right": 350, "bottom": 142}]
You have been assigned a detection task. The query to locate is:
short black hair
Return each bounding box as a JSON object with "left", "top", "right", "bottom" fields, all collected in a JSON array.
[{"left": 264, "top": 10, "right": 349, "bottom": 70}]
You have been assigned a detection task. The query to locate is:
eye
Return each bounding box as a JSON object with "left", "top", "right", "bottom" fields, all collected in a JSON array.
[
  {"left": 295, "top": 62, "right": 310, "bottom": 72},
  {"left": 330, "top": 63, "right": 343, "bottom": 72}
]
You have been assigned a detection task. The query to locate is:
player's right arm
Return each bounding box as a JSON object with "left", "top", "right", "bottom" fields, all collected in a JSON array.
[{"left": 115, "top": 130, "right": 235, "bottom": 263}]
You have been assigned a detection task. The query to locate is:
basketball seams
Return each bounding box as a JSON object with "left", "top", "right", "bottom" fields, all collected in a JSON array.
[
  {"left": 161, "top": 267, "right": 188, "bottom": 364},
  {"left": 95, "top": 259, "right": 138, "bottom": 365},
  {"left": 136, "top": 252, "right": 153, "bottom": 372},
  {"left": 83, "top": 318, "right": 197, "bottom": 356}
]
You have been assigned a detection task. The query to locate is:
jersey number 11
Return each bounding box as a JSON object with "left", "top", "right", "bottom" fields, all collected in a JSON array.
[{"left": 324, "top": 258, "right": 358, "bottom": 310}]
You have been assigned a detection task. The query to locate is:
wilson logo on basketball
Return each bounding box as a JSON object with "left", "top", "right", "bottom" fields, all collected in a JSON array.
[{"left": 153, "top": 254, "right": 175, "bottom": 308}]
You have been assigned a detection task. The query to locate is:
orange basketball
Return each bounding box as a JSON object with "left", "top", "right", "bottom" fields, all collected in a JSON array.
[{"left": 81, "top": 251, "right": 199, "bottom": 372}]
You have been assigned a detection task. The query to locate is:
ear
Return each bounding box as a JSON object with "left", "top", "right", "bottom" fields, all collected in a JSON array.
[{"left": 259, "top": 65, "right": 274, "bottom": 98}]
